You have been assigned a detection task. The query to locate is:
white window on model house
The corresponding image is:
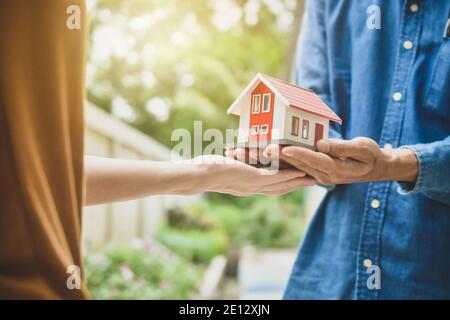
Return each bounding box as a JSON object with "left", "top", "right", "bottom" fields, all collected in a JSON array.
[
  {"left": 291, "top": 116, "right": 299, "bottom": 136},
  {"left": 252, "top": 95, "right": 261, "bottom": 114},
  {"left": 262, "top": 94, "right": 271, "bottom": 113},
  {"left": 302, "top": 120, "right": 310, "bottom": 139},
  {"left": 250, "top": 125, "right": 259, "bottom": 135},
  {"left": 260, "top": 124, "right": 269, "bottom": 134}
]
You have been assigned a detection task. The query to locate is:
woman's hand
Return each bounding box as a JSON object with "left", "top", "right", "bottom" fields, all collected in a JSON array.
[
  {"left": 84, "top": 155, "right": 315, "bottom": 206},
  {"left": 190, "top": 155, "right": 316, "bottom": 196}
]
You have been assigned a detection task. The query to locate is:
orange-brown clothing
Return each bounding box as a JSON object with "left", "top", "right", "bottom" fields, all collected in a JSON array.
[{"left": 0, "top": 0, "right": 88, "bottom": 299}]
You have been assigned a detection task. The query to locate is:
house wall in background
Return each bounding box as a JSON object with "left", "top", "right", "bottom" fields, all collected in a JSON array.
[{"left": 83, "top": 103, "right": 201, "bottom": 248}]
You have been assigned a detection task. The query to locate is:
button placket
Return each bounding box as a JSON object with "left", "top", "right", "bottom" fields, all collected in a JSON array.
[{"left": 355, "top": 0, "right": 423, "bottom": 300}]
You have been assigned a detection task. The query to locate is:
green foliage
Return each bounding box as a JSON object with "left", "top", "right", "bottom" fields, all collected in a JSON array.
[
  {"left": 166, "top": 206, "right": 214, "bottom": 230},
  {"left": 210, "top": 194, "right": 304, "bottom": 248},
  {"left": 156, "top": 225, "right": 229, "bottom": 263},
  {"left": 87, "top": 0, "right": 297, "bottom": 147},
  {"left": 240, "top": 197, "right": 304, "bottom": 247},
  {"left": 205, "top": 189, "right": 305, "bottom": 243},
  {"left": 84, "top": 243, "right": 202, "bottom": 299},
  {"left": 196, "top": 203, "right": 245, "bottom": 244},
  {"left": 159, "top": 189, "right": 305, "bottom": 253}
]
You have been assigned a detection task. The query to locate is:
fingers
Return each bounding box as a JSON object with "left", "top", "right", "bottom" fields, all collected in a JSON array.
[
  {"left": 278, "top": 155, "right": 334, "bottom": 185},
  {"left": 282, "top": 146, "right": 336, "bottom": 173},
  {"left": 232, "top": 147, "right": 263, "bottom": 165},
  {"left": 263, "top": 144, "right": 300, "bottom": 170},
  {"left": 248, "top": 148, "right": 260, "bottom": 165},
  {"left": 225, "top": 148, "right": 235, "bottom": 159},
  {"left": 278, "top": 146, "right": 343, "bottom": 185},
  {"left": 248, "top": 148, "right": 274, "bottom": 167},
  {"left": 230, "top": 147, "right": 284, "bottom": 169},
  {"left": 259, "top": 177, "right": 316, "bottom": 195},
  {"left": 255, "top": 168, "right": 306, "bottom": 182},
  {"left": 214, "top": 157, "right": 316, "bottom": 196},
  {"left": 279, "top": 138, "right": 381, "bottom": 184},
  {"left": 233, "top": 148, "right": 250, "bottom": 163},
  {"left": 263, "top": 144, "right": 282, "bottom": 159},
  {"left": 316, "top": 138, "right": 376, "bottom": 161}
]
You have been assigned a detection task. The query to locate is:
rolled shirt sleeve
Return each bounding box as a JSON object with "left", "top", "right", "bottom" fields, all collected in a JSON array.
[{"left": 397, "top": 136, "right": 450, "bottom": 205}]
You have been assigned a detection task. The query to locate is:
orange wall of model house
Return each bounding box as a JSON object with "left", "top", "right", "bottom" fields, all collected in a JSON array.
[{"left": 249, "top": 81, "right": 274, "bottom": 142}]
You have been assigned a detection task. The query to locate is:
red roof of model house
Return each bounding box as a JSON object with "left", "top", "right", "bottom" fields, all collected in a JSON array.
[
  {"left": 227, "top": 73, "right": 342, "bottom": 124},
  {"left": 263, "top": 75, "right": 342, "bottom": 124}
]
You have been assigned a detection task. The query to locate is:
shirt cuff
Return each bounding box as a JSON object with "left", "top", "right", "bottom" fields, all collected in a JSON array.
[{"left": 396, "top": 144, "right": 432, "bottom": 195}]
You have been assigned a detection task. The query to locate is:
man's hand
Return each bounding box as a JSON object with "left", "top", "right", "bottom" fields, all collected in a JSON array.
[{"left": 264, "top": 137, "right": 419, "bottom": 185}]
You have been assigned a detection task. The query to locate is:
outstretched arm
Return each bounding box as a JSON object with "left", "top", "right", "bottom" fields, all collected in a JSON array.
[{"left": 84, "top": 155, "right": 315, "bottom": 206}]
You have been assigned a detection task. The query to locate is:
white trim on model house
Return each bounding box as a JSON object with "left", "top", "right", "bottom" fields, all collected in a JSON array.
[
  {"left": 252, "top": 95, "right": 261, "bottom": 114},
  {"left": 250, "top": 125, "right": 259, "bottom": 135},
  {"left": 262, "top": 94, "right": 271, "bottom": 113},
  {"left": 260, "top": 124, "right": 269, "bottom": 134},
  {"left": 291, "top": 116, "right": 299, "bottom": 136},
  {"left": 227, "top": 73, "right": 290, "bottom": 116},
  {"left": 302, "top": 119, "right": 309, "bottom": 139}
]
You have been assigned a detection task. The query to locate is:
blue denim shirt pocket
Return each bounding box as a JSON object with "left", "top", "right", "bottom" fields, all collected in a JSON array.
[{"left": 425, "top": 38, "right": 450, "bottom": 119}]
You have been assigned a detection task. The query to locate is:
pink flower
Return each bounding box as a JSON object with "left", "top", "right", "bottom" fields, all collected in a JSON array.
[
  {"left": 119, "top": 263, "right": 134, "bottom": 281},
  {"left": 159, "top": 280, "right": 171, "bottom": 289}
]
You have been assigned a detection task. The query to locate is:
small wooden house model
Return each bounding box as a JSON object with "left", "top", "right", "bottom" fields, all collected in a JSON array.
[{"left": 227, "top": 73, "right": 342, "bottom": 149}]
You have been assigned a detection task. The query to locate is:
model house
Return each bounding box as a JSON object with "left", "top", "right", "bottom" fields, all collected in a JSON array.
[{"left": 227, "top": 73, "right": 342, "bottom": 149}]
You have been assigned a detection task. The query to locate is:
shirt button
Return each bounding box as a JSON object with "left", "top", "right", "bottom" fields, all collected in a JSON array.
[
  {"left": 410, "top": 3, "right": 419, "bottom": 13},
  {"left": 393, "top": 92, "right": 402, "bottom": 101},
  {"left": 371, "top": 199, "right": 381, "bottom": 209},
  {"left": 403, "top": 40, "right": 413, "bottom": 50},
  {"left": 363, "top": 259, "right": 373, "bottom": 268}
]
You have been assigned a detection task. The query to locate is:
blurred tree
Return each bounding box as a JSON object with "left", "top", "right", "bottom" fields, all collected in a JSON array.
[{"left": 87, "top": 0, "right": 299, "bottom": 148}]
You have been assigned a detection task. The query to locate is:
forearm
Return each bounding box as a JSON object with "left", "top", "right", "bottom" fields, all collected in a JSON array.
[
  {"left": 84, "top": 156, "right": 209, "bottom": 206},
  {"left": 382, "top": 148, "right": 419, "bottom": 183},
  {"left": 377, "top": 136, "right": 450, "bottom": 206}
]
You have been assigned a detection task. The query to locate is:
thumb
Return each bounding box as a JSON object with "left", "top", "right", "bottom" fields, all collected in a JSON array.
[{"left": 316, "top": 139, "right": 362, "bottom": 159}]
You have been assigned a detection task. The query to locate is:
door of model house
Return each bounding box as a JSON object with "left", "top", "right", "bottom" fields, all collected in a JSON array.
[
  {"left": 249, "top": 81, "right": 274, "bottom": 144},
  {"left": 314, "top": 123, "right": 324, "bottom": 147}
]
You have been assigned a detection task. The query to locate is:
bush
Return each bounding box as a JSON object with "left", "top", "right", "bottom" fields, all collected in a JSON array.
[
  {"left": 240, "top": 198, "right": 304, "bottom": 248},
  {"left": 170, "top": 190, "right": 306, "bottom": 249},
  {"left": 84, "top": 241, "right": 202, "bottom": 300},
  {"left": 155, "top": 189, "right": 306, "bottom": 267},
  {"left": 189, "top": 202, "right": 244, "bottom": 246},
  {"left": 204, "top": 191, "right": 306, "bottom": 248},
  {"left": 166, "top": 206, "right": 214, "bottom": 230},
  {"left": 156, "top": 225, "right": 229, "bottom": 263}
]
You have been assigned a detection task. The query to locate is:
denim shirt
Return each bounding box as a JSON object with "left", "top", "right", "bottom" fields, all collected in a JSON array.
[{"left": 284, "top": 0, "right": 450, "bottom": 299}]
